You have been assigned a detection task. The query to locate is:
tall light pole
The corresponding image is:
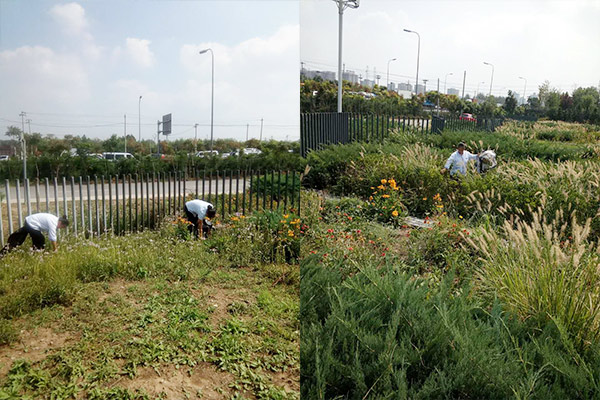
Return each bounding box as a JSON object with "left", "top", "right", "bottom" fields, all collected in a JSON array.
[
  {"left": 518, "top": 76, "right": 527, "bottom": 105},
  {"left": 475, "top": 81, "right": 485, "bottom": 100},
  {"left": 404, "top": 29, "right": 420, "bottom": 95},
  {"left": 333, "top": 0, "right": 359, "bottom": 112},
  {"left": 19, "top": 111, "right": 26, "bottom": 181},
  {"left": 199, "top": 48, "right": 215, "bottom": 151},
  {"left": 386, "top": 57, "right": 397, "bottom": 89},
  {"left": 444, "top": 72, "right": 453, "bottom": 94},
  {"left": 483, "top": 61, "right": 494, "bottom": 98},
  {"left": 138, "top": 95, "right": 142, "bottom": 143},
  {"left": 194, "top": 123, "right": 198, "bottom": 153}
]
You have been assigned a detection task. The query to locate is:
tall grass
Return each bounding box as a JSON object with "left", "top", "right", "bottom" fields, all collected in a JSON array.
[{"left": 468, "top": 210, "right": 600, "bottom": 348}]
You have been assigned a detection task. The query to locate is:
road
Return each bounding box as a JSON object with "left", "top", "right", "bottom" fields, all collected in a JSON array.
[{"left": 1, "top": 178, "right": 251, "bottom": 205}]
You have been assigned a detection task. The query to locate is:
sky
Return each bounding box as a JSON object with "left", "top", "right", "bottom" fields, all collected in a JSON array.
[
  {"left": 301, "top": 0, "right": 600, "bottom": 99},
  {"left": 0, "top": 0, "right": 300, "bottom": 142}
]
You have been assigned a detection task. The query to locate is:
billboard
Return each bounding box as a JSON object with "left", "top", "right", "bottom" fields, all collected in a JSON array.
[{"left": 162, "top": 113, "right": 171, "bottom": 135}]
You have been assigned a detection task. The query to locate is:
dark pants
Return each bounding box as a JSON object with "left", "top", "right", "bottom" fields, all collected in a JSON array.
[
  {"left": 184, "top": 205, "right": 201, "bottom": 238},
  {"left": 0, "top": 223, "right": 46, "bottom": 257}
]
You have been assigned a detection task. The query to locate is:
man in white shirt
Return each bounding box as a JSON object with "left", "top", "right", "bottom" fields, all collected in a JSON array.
[
  {"left": 441, "top": 142, "right": 479, "bottom": 176},
  {"left": 183, "top": 199, "right": 216, "bottom": 238},
  {"left": 0, "top": 213, "right": 69, "bottom": 256}
]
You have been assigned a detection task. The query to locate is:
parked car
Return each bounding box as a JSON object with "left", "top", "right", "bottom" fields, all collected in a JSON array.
[
  {"left": 195, "top": 150, "right": 219, "bottom": 158},
  {"left": 88, "top": 153, "right": 104, "bottom": 159},
  {"left": 0, "top": 155, "right": 9, "bottom": 161},
  {"left": 459, "top": 113, "right": 476, "bottom": 122},
  {"left": 240, "top": 147, "right": 262, "bottom": 155},
  {"left": 103, "top": 152, "right": 134, "bottom": 161}
]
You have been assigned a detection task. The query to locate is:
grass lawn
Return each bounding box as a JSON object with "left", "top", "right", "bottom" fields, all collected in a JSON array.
[{"left": 0, "top": 214, "right": 300, "bottom": 399}]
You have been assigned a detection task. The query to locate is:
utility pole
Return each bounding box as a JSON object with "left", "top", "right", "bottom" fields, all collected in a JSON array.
[
  {"left": 259, "top": 118, "right": 263, "bottom": 142},
  {"left": 436, "top": 78, "right": 440, "bottom": 116},
  {"left": 124, "top": 114, "right": 127, "bottom": 153},
  {"left": 19, "top": 111, "right": 27, "bottom": 182},
  {"left": 194, "top": 123, "right": 198, "bottom": 153},
  {"left": 461, "top": 71, "right": 467, "bottom": 99},
  {"left": 157, "top": 121, "right": 161, "bottom": 155},
  {"left": 246, "top": 123, "right": 249, "bottom": 142}
]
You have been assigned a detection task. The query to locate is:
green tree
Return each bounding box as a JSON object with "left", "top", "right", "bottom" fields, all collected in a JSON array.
[{"left": 503, "top": 90, "right": 518, "bottom": 114}]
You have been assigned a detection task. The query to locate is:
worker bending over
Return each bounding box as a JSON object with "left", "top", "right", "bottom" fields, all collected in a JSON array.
[
  {"left": 183, "top": 199, "right": 216, "bottom": 238},
  {"left": 1, "top": 213, "right": 69, "bottom": 257}
]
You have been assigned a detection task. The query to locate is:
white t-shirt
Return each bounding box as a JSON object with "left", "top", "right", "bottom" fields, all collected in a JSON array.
[
  {"left": 185, "top": 200, "right": 213, "bottom": 219},
  {"left": 444, "top": 150, "right": 478, "bottom": 176},
  {"left": 25, "top": 213, "right": 59, "bottom": 242}
]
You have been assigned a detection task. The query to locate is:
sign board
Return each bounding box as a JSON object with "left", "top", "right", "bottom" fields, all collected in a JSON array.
[{"left": 162, "top": 113, "right": 172, "bottom": 135}]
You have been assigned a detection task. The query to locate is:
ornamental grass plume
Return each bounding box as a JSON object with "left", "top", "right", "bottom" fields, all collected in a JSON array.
[{"left": 466, "top": 209, "right": 600, "bottom": 348}]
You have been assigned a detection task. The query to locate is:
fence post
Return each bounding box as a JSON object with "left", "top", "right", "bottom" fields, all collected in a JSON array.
[
  {"left": 115, "top": 176, "right": 120, "bottom": 235},
  {"left": 291, "top": 170, "right": 297, "bottom": 211},
  {"left": 235, "top": 169, "right": 240, "bottom": 214},
  {"left": 248, "top": 170, "right": 253, "bottom": 213},
  {"left": 86, "top": 176, "right": 92, "bottom": 237},
  {"left": 79, "top": 176, "right": 85, "bottom": 235},
  {"left": 152, "top": 172, "right": 156, "bottom": 229},
  {"left": 71, "top": 177, "right": 77, "bottom": 237},
  {"left": 128, "top": 174, "right": 132, "bottom": 232},
  {"left": 140, "top": 174, "right": 144, "bottom": 231},
  {"left": 284, "top": 171, "right": 289, "bottom": 211},
  {"left": 94, "top": 175, "right": 100, "bottom": 237},
  {"left": 262, "top": 170, "right": 267, "bottom": 211},
  {"left": 134, "top": 174, "right": 139, "bottom": 232},
  {"left": 228, "top": 170, "right": 233, "bottom": 216},
  {"left": 277, "top": 170, "right": 282, "bottom": 209},
  {"left": 242, "top": 169, "right": 247, "bottom": 215},
  {"left": 45, "top": 178, "right": 50, "bottom": 212},
  {"left": 5, "top": 180, "right": 12, "bottom": 234},
  {"left": 15, "top": 179, "right": 23, "bottom": 227},
  {"left": 255, "top": 170, "right": 260, "bottom": 211},
  {"left": 221, "top": 170, "right": 226, "bottom": 218},
  {"left": 0, "top": 197, "right": 3, "bottom": 246},
  {"left": 162, "top": 172, "right": 166, "bottom": 221},
  {"left": 35, "top": 178, "right": 40, "bottom": 213},
  {"left": 146, "top": 173, "right": 150, "bottom": 230},
  {"left": 122, "top": 174, "right": 127, "bottom": 233}
]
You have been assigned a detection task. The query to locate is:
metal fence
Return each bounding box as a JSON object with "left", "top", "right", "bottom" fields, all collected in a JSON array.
[
  {"left": 300, "top": 112, "right": 504, "bottom": 156},
  {"left": 0, "top": 170, "right": 302, "bottom": 246}
]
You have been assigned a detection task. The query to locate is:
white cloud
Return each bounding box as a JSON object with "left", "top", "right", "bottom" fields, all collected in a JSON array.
[
  {"left": 0, "top": 46, "right": 90, "bottom": 110},
  {"left": 49, "top": 2, "right": 91, "bottom": 40},
  {"left": 177, "top": 24, "right": 299, "bottom": 139},
  {"left": 112, "top": 38, "right": 156, "bottom": 68}
]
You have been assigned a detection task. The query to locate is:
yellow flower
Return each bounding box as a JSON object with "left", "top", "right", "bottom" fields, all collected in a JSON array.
[
  {"left": 288, "top": 229, "right": 295, "bottom": 237},
  {"left": 459, "top": 215, "right": 463, "bottom": 219},
  {"left": 392, "top": 210, "right": 399, "bottom": 217},
  {"left": 377, "top": 185, "right": 385, "bottom": 190},
  {"left": 382, "top": 194, "right": 390, "bottom": 198},
  {"left": 433, "top": 193, "right": 442, "bottom": 202},
  {"left": 436, "top": 204, "right": 444, "bottom": 209},
  {"left": 422, "top": 197, "right": 427, "bottom": 201},
  {"left": 381, "top": 179, "right": 387, "bottom": 184},
  {"left": 389, "top": 179, "right": 396, "bottom": 186},
  {"left": 283, "top": 214, "right": 289, "bottom": 219},
  {"left": 369, "top": 196, "right": 373, "bottom": 201}
]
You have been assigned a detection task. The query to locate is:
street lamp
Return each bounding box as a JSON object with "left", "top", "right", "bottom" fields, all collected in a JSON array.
[
  {"left": 333, "top": 0, "right": 360, "bottom": 113},
  {"left": 518, "top": 76, "right": 527, "bottom": 105},
  {"left": 404, "top": 29, "right": 420, "bottom": 95},
  {"left": 483, "top": 61, "right": 494, "bottom": 98},
  {"left": 138, "top": 95, "right": 142, "bottom": 143},
  {"left": 386, "top": 57, "right": 397, "bottom": 89},
  {"left": 444, "top": 72, "right": 453, "bottom": 94},
  {"left": 199, "top": 48, "right": 215, "bottom": 152}
]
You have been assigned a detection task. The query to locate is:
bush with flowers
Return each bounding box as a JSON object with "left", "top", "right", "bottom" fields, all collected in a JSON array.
[
  {"left": 363, "top": 178, "right": 407, "bottom": 227},
  {"left": 206, "top": 210, "right": 307, "bottom": 265}
]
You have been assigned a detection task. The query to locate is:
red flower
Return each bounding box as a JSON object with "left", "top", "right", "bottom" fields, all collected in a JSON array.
[{"left": 381, "top": 253, "right": 386, "bottom": 257}]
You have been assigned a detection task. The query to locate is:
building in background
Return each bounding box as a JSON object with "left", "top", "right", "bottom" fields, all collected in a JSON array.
[{"left": 447, "top": 88, "right": 460, "bottom": 96}]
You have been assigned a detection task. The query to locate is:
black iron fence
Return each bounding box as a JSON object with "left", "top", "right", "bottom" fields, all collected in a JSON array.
[
  {"left": 300, "top": 112, "right": 504, "bottom": 157},
  {"left": 0, "top": 170, "right": 302, "bottom": 246}
]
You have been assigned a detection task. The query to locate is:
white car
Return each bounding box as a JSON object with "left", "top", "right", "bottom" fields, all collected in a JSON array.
[
  {"left": 0, "top": 155, "right": 9, "bottom": 161},
  {"left": 196, "top": 150, "right": 219, "bottom": 158},
  {"left": 240, "top": 147, "right": 262, "bottom": 155},
  {"left": 103, "top": 152, "right": 134, "bottom": 161}
]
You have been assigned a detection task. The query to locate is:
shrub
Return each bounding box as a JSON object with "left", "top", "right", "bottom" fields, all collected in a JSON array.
[{"left": 468, "top": 211, "right": 600, "bottom": 348}]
